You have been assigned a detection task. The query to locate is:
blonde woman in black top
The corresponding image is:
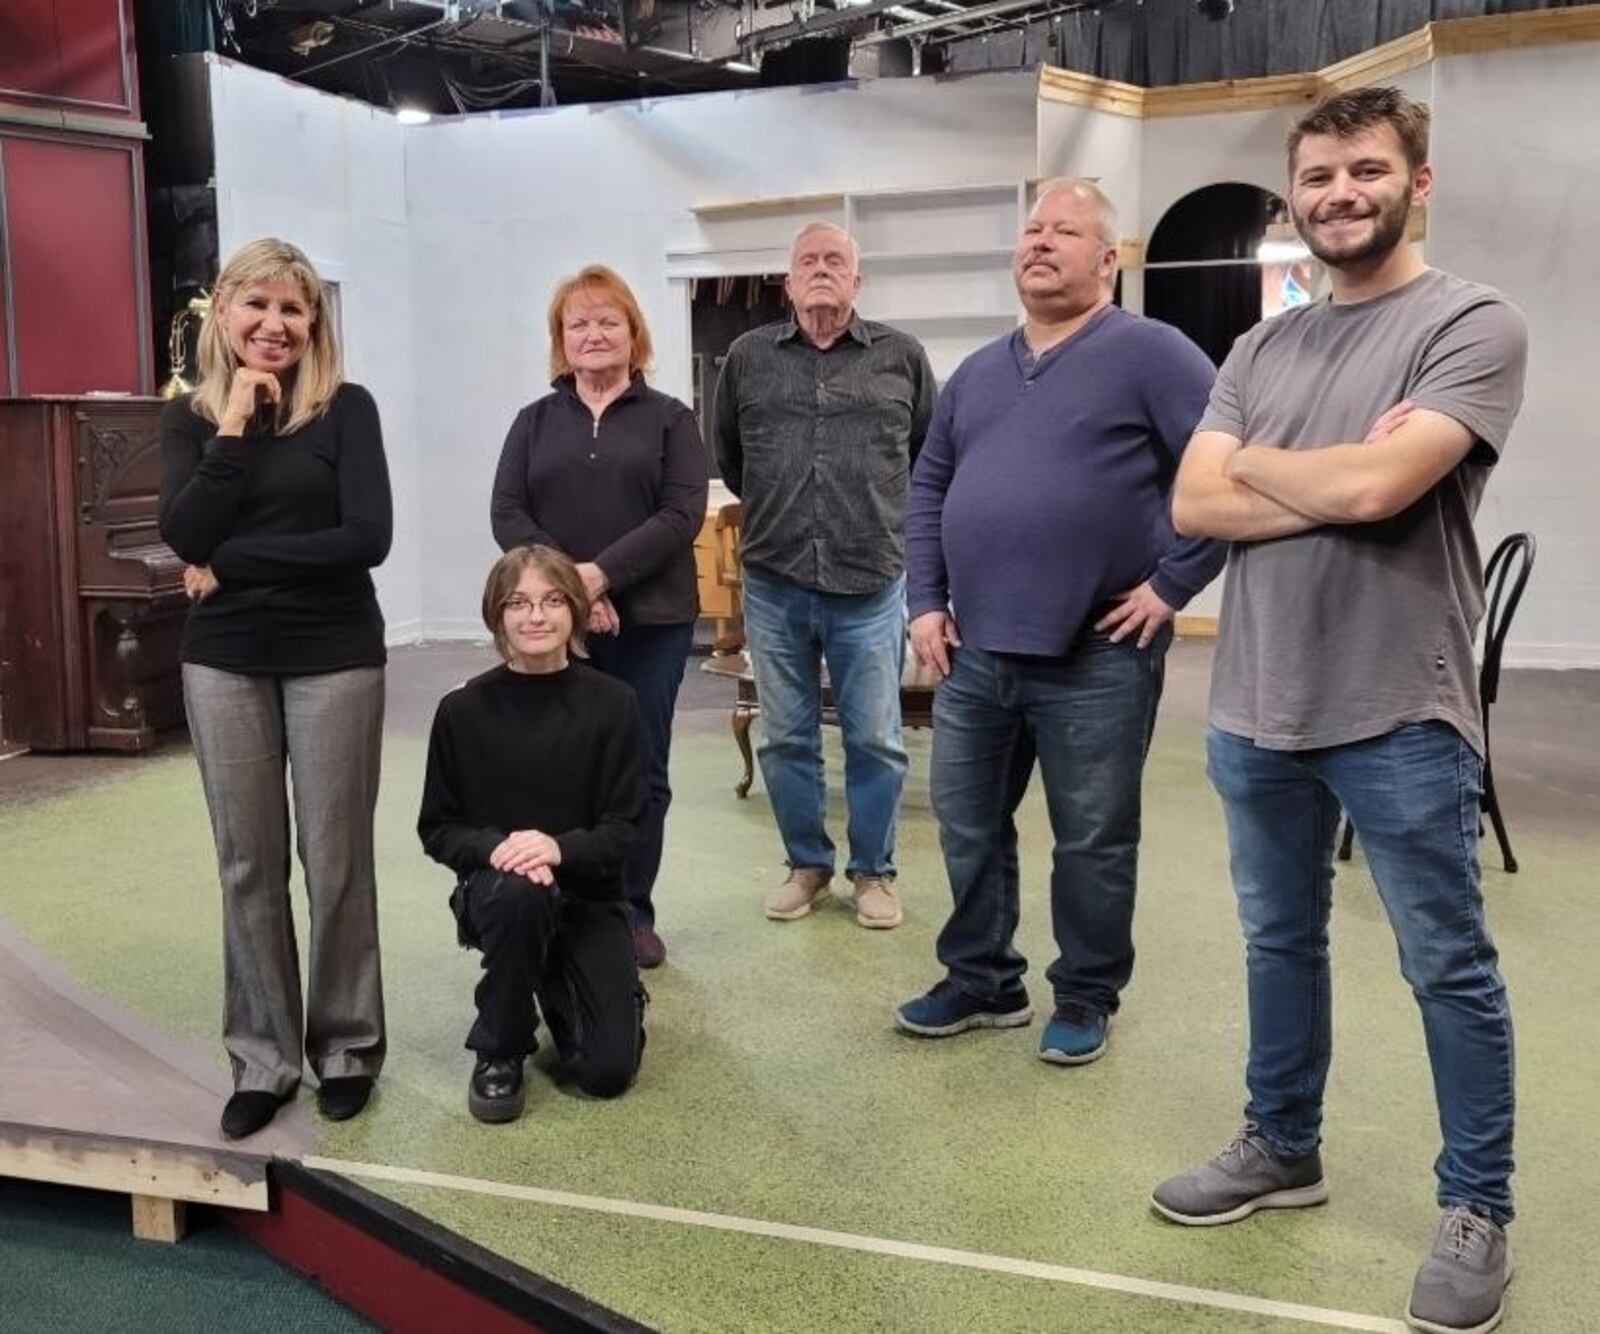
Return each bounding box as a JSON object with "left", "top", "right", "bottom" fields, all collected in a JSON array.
[{"left": 159, "top": 238, "right": 391, "bottom": 1139}]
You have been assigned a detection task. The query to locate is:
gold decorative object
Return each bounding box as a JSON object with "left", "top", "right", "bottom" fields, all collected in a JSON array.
[{"left": 160, "top": 292, "right": 212, "bottom": 400}]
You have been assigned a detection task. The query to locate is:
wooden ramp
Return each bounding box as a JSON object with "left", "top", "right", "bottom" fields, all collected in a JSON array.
[{"left": 0, "top": 918, "right": 313, "bottom": 1240}]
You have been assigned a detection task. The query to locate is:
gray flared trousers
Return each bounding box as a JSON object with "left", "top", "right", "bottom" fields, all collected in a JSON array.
[{"left": 183, "top": 663, "right": 387, "bottom": 1096}]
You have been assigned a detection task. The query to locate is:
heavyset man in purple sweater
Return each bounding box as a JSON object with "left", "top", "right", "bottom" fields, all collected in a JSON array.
[{"left": 894, "top": 179, "right": 1224, "bottom": 1064}]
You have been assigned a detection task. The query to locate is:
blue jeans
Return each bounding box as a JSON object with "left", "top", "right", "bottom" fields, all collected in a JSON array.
[
  {"left": 740, "top": 565, "right": 908, "bottom": 879},
  {"left": 1207, "top": 723, "right": 1516, "bottom": 1224},
  {"left": 931, "top": 628, "right": 1168, "bottom": 1012},
  {"left": 586, "top": 620, "right": 694, "bottom": 928}
]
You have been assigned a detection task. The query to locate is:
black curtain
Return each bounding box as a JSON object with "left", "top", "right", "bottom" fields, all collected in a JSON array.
[
  {"left": 1144, "top": 182, "right": 1277, "bottom": 366},
  {"left": 947, "top": 0, "right": 1585, "bottom": 82}
]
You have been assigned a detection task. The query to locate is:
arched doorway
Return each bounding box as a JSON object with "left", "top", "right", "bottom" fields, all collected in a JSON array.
[{"left": 1144, "top": 182, "right": 1308, "bottom": 365}]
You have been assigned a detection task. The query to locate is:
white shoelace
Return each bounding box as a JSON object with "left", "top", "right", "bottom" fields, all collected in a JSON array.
[{"left": 1440, "top": 1206, "right": 1495, "bottom": 1261}]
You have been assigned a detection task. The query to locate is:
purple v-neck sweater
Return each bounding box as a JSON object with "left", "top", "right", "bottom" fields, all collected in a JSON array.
[{"left": 906, "top": 306, "right": 1224, "bottom": 655}]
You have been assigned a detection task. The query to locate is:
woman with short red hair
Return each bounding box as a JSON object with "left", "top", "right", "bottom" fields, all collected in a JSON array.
[{"left": 490, "top": 265, "right": 707, "bottom": 969}]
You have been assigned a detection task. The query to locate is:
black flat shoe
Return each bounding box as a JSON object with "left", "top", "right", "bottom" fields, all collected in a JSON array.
[
  {"left": 317, "top": 1075, "right": 375, "bottom": 1122},
  {"left": 220, "top": 1090, "right": 283, "bottom": 1140},
  {"left": 468, "top": 1057, "right": 527, "bottom": 1124}
]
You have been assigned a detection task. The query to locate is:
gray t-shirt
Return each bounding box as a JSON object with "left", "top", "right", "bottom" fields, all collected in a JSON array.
[{"left": 1200, "top": 268, "right": 1528, "bottom": 755}]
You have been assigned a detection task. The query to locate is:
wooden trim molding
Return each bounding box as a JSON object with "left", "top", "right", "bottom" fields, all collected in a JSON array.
[
  {"left": 1174, "top": 614, "right": 1218, "bottom": 639},
  {"left": 0, "top": 100, "right": 148, "bottom": 140},
  {"left": 1431, "top": 4, "right": 1600, "bottom": 57},
  {"left": 1039, "top": 3, "right": 1600, "bottom": 114},
  {"left": 1036, "top": 66, "right": 1145, "bottom": 118},
  {"left": 1318, "top": 26, "right": 1436, "bottom": 93},
  {"left": 1140, "top": 74, "right": 1322, "bottom": 119}
]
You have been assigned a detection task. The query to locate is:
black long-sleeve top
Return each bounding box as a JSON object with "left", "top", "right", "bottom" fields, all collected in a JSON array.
[
  {"left": 418, "top": 662, "right": 645, "bottom": 902},
  {"left": 157, "top": 383, "right": 392, "bottom": 675},
  {"left": 489, "top": 375, "right": 709, "bottom": 626}
]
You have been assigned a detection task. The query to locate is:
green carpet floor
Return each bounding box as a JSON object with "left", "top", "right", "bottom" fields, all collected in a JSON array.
[
  {"left": 1, "top": 719, "right": 1595, "bottom": 1332},
  {"left": 0, "top": 1178, "right": 371, "bottom": 1332}
]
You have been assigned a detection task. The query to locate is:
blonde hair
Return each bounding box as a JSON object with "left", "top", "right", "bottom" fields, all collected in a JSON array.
[
  {"left": 192, "top": 238, "right": 342, "bottom": 434},
  {"left": 481, "top": 545, "right": 591, "bottom": 660},
  {"left": 547, "top": 265, "right": 653, "bottom": 381},
  {"left": 1032, "top": 178, "right": 1120, "bottom": 248}
]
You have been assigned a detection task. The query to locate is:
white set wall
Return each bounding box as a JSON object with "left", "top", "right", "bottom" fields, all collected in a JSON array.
[
  {"left": 1036, "top": 58, "right": 1595, "bottom": 664},
  {"left": 1426, "top": 44, "right": 1600, "bottom": 667},
  {"left": 209, "top": 60, "right": 1038, "bottom": 638},
  {"left": 209, "top": 60, "right": 422, "bottom": 640},
  {"left": 210, "top": 51, "right": 1597, "bottom": 664}
]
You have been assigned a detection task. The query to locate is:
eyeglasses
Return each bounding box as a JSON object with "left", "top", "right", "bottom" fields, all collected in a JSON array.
[{"left": 503, "top": 593, "right": 569, "bottom": 615}]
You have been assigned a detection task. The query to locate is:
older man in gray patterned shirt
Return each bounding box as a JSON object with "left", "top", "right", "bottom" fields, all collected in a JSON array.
[{"left": 712, "top": 221, "right": 935, "bottom": 930}]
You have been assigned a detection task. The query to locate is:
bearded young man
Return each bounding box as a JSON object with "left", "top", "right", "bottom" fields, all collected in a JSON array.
[{"left": 1151, "top": 86, "right": 1528, "bottom": 1334}]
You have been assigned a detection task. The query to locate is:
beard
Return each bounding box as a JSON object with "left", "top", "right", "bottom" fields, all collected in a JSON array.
[{"left": 1295, "top": 185, "right": 1412, "bottom": 269}]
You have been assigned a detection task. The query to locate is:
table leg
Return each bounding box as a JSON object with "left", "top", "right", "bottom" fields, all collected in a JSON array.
[{"left": 732, "top": 706, "right": 754, "bottom": 798}]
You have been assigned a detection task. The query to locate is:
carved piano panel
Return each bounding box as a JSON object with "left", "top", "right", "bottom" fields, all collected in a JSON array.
[{"left": 0, "top": 397, "right": 186, "bottom": 751}]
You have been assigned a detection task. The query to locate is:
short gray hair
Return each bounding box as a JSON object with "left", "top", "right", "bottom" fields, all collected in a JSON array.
[
  {"left": 1032, "top": 178, "right": 1119, "bottom": 248},
  {"left": 790, "top": 220, "right": 860, "bottom": 268}
]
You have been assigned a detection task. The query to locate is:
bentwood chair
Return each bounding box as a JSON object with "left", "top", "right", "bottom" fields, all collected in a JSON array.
[{"left": 1337, "top": 531, "right": 1537, "bottom": 874}]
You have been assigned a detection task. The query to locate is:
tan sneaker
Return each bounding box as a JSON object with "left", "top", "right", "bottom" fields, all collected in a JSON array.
[
  {"left": 852, "top": 875, "right": 903, "bottom": 929},
  {"left": 764, "top": 867, "right": 833, "bottom": 920}
]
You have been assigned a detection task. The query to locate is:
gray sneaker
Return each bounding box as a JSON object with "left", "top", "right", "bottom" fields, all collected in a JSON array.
[
  {"left": 1151, "top": 1129, "right": 1329, "bottom": 1226},
  {"left": 1406, "top": 1207, "right": 1512, "bottom": 1334}
]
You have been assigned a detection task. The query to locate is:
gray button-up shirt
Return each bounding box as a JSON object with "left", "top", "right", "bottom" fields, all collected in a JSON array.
[{"left": 712, "top": 315, "right": 935, "bottom": 595}]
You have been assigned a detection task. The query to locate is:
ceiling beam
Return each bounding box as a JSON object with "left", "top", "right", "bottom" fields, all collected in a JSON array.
[
  {"left": 855, "top": 0, "right": 1094, "bottom": 46},
  {"left": 746, "top": 0, "right": 909, "bottom": 53}
]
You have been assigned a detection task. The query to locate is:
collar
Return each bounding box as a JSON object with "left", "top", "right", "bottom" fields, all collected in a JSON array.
[
  {"left": 778, "top": 311, "right": 871, "bottom": 349},
  {"left": 554, "top": 371, "right": 648, "bottom": 404}
]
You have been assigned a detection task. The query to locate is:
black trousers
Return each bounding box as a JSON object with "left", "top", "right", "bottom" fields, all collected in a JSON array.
[{"left": 453, "top": 870, "right": 644, "bottom": 1099}]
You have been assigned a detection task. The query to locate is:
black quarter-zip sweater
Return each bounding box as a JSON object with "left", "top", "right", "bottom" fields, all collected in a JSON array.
[{"left": 489, "top": 374, "right": 709, "bottom": 626}]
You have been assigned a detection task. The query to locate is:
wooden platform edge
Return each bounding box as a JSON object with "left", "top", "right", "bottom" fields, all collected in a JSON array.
[
  {"left": 1175, "top": 614, "right": 1219, "bottom": 638},
  {"left": 227, "top": 1159, "right": 651, "bottom": 1334},
  {"left": 0, "top": 1120, "right": 271, "bottom": 1213}
]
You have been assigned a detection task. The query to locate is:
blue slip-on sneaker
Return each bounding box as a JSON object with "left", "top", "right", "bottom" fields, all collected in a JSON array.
[
  {"left": 1038, "top": 1000, "right": 1110, "bottom": 1065},
  {"left": 894, "top": 978, "right": 1033, "bottom": 1037}
]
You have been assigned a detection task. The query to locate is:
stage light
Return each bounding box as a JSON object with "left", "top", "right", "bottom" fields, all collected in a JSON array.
[
  {"left": 1196, "top": 0, "right": 1234, "bottom": 19},
  {"left": 396, "top": 107, "right": 432, "bottom": 125},
  {"left": 1257, "top": 238, "right": 1311, "bottom": 263}
]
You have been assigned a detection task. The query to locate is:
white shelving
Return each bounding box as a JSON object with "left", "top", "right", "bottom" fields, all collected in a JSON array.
[
  {"left": 680, "top": 180, "right": 1027, "bottom": 379},
  {"left": 848, "top": 183, "right": 1022, "bottom": 375}
]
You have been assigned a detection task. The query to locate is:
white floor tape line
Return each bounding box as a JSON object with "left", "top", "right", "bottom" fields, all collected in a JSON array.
[{"left": 305, "top": 1155, "right": 1410, "bottom": 1333}]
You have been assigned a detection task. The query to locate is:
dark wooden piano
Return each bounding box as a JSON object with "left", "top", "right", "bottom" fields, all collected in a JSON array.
[{"left": 0, "top": 397, "right": 187, "bottom": 751}]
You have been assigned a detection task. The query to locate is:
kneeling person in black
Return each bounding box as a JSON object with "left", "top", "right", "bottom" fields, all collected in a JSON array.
[{"left": 419, "top": 545, "right": 647, "bottom": 1121}]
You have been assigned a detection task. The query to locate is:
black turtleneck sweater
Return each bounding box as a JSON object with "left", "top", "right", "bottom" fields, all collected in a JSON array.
[
  {"left": 417, "top": 661, "right": 644, "bottom": 902},
  {"left": 489, "top": 374, "right": 709, "bottom": 626},
  {"left": 158, "top": 383, "right": 391, "bottom": 675}
]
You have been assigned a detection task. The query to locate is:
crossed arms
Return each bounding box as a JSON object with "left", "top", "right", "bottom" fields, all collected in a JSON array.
[{"left": 1171, "top": 402, "right": 1480, "bottom": 543}]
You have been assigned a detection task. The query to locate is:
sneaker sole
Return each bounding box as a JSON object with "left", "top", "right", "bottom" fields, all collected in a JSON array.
[
  {"left": 1038, "top": 1040, "right": 1106, "bottom": 1066},
  {"left": 1405, "top": 1261, "right": 1513, "bottom": 1334},
  {"left": 764, "top": 888, "right": 832, "bottom": 921},
  {"left": 855, "top": 906, "right": 903, "bottom": 929},
  {"left": 894, "top": 1004, "right": 1033, "bottom": 1038},
  {"left": 1149, "top": 1180, "right": 1330, "bottom": 1226}
]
